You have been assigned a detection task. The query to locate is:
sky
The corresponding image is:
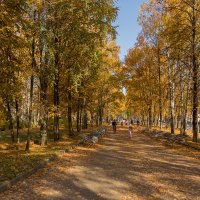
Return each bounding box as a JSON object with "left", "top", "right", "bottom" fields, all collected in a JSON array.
[{"left": 114, "top": 0, "right": 146, "bottom": 61}]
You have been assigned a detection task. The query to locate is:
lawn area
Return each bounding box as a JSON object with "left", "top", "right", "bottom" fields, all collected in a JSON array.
[{"left": 0, "top": 127, "right": 95, "bottom": 184}]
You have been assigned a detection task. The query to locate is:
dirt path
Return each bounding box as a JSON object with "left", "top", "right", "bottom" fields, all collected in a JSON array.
[{"left": 0, "top": 127, "right": 200, "bottom": 200}]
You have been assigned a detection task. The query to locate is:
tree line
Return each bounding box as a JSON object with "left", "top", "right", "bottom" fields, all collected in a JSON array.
[
  {"left": 124, "top": 0, "right": 200, "bottom": 142},
  {"left": 0, "top": 0, "right": 122, "bottom": 150}
]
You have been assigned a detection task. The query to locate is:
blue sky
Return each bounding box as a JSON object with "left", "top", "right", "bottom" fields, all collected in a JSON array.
[{"left": 114, "top": 0, "right": 146, "bottom": 61}]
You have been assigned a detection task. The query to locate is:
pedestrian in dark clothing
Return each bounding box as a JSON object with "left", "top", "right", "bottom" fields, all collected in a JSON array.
[
  {"left": 131, "top": 119, "right": 133, "bottom": 125},
  {"left": 112, "top": 120, "right": 117, "bottom": 133}
]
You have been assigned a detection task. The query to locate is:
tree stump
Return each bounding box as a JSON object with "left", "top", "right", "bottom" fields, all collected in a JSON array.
[{"left": 41, "top": 131, "right": 47, "bottom": 146}]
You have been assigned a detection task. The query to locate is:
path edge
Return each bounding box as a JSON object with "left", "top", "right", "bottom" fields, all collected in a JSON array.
[
  {"left": 0, "top": 126, "right": 107, "bottom": 193},
  {"left": 0, "top": 140, "right": 83, "bottom": 193}
]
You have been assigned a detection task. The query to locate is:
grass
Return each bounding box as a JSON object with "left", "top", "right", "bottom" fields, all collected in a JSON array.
[{"left": 0, "top": 126, "right": 95, "bottom": 183}]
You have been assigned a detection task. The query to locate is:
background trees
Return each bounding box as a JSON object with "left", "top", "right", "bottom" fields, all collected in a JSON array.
[
  {"left": 0, "top": 0, "right": 121, "bottom": 150},
  {"left": 2, "top": 0, "right": 199, "bottom": 152},
  {"left": 125, "top": 0, "right": 200, "bottom": 142}
]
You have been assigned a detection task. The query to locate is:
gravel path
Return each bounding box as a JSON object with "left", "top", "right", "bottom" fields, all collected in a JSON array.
[{"left": 0, "top": 128, "right": 200, "bottom": 200}]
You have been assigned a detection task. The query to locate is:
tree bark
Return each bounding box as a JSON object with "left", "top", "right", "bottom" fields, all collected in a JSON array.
[
  {"left": 39, "top": 0, "right": 48, "bottom": 139},
  {"left": 148, "top": 105, "right": 152, "bottom": 129},
  {"left": 191, "top": 0, "right": 198, "bottom": 142},
  {"left": 76, "top": 98, "right": 80, "bottom": 132},
  {"left": 67, "top": 73, "right": 73, "bottom": 136},
  {"left": 82, "top": 98, "right": 88, "bottom": 129},
  {"left": 179, "top": 70, "right": 184, "bottom": 134},
  {"left": 53, "top": 77, "right": 59, "bottom": 141},
  {"left": 6, "top": 99, "right": 14, "bottom": 143},
  {"left": 26, "top": 8, "right": 36, "bottom": 151},
  {"left": 170, "top": 83, "right": 175, "bottom": 134},
  {"left": 26, "top": 75, "right": 34, "bottom": 151},
  {"left": 157, "top": 47, "right": 162, "bottom": 130},
  {"left": 15, "top": 99, "right": 20, "bottom": 143},
  {"left": 183, "top": 84, "right": 190, "bottom": 135},
  {"left": 53, "top": 44, "right": 60, "bottom": 141},
  {"left": 79, "top": 105, "right": 83, "bottom": 130},
  {"left": 169, "top": 63, "right": 175, "bottom": 134}
]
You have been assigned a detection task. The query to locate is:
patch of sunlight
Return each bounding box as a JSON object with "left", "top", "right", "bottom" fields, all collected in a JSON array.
[
  {"left": 186, "top": 175, "right": 200, "bottom": 182},
  {"left": 70, "top": 166, "right": 129, "bottom": 199},
  {"left": 39, "top": 188, "right": 63, "bottom": 197},
  {"left": 106, "top": 138, "right": 117, "bottom": 141},
  {"left": 104, "top": 146, "right": 118, "bottom": 150},
  {"left": 74, "top": 178, "right": 129, "bottom": 199}
]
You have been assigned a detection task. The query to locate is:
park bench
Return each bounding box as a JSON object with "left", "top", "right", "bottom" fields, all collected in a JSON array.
[
  {"left": 145, "top": 129, "right": 188, "bottom": 145},
  {"left": 92, "top": 127, "right": 107, "bottom": 137},
  {"left": 78, "top": 127, "right": 107, "bottom": 146}
]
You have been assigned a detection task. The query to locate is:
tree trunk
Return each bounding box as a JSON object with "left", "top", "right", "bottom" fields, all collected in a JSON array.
[
  {"left": 76, "top": 98, "right": 80, "bottom": 132},
  {"left": 191, "top": 1, "right": 198, "bottom": 142},
  {"left": 26, "top": 8, "right": 36, "bottom": 151},
  {"left": 79, "top": 105, "right": 83, "bottom": 130},
  {"left": 91, "top": 114, "right": 94, "bottom": 127},
  {"left": 96, "top": 113, "right": 99, "bottom": 127},
  {"left": 148, "top": 105, "right": 152, "bottom": 129},
  {"left": 6, "top": 99, "right": 14, "bottom": 143},
  {"left": 170, "top": 85, "right": 175, "bottom": 134},
  {"left": 82, "top": 113, "right": 88, "bottom": 129},
  {"left": 176, "top": 115, "right": 179, "bottom": 129},
  {"left": 15, "top": 99, "right": 20, "bottom": 143},
  {"left": 157, "top": 47, "right": 162, "bottom": 130},
  {"left": 82, "top": 98, "right": 88, "bottom": 129},
  {"left": 179, "top": 71, "right": 184, "bottom": 134},
  {"left": 183, "top": 84, "right": 190, "bottom": 135},
  {"left": 53, "top": 78, "right": 59, "bottom": 141},
  {"left": 26, "top": 75, "right": 34, "bottom": 151},
  {"left": 67, "top": 73, "right": 73, "bottom": 136},
  {"left": 169, "top": 64, "right": 175, "bottom": 134},
  {"left": 39, "top": 1, "right": 48, "bottom": 139},
  {"left": 53, "top": 51, "right": 60, "bottom": 141},
  {"left": 99, "top": 106, "right": 103, "bottom": 125},
  {"left": 98, "top": 97, "right": 104, "bottom": 125}
]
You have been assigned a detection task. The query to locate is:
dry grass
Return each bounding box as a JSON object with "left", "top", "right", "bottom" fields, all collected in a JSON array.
[{"left": 0, "top": 126, "right": 96, "bottom": 183}]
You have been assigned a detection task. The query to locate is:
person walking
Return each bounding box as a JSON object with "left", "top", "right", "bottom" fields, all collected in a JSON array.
[
  {"left": 128, "top": 124, "right": 133, "bottom": 139},
  {"left": 131, "top": 119, "right": 133, "bottom": 125},
  {"left": 112, "top": 120, "right": 117, "bottom": 133}
]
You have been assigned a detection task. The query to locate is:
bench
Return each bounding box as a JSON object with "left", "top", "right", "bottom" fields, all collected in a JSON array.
[{"left": 78, "top": 127, "right": 107, "bottom": 146}]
